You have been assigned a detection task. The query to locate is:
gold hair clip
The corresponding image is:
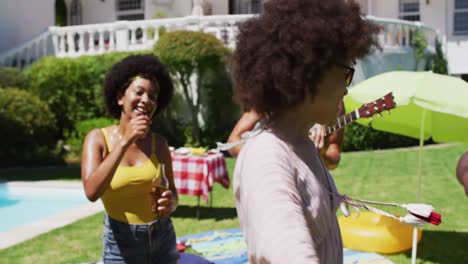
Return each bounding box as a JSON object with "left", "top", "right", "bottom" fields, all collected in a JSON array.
[{"left": 125, "top": 74, "right": 160, "bottom": 90}]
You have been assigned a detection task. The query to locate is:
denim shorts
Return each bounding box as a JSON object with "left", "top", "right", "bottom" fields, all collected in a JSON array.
[{"left": 102, "top": 214, "right": 179, "bottom": 264}]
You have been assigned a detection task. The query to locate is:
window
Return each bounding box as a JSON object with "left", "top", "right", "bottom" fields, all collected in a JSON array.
[
  {"left": 399, "top": 0, "right": 420, "bottom": 22},
  {"left": 116, "top": 0, "right": 144, "bottom": 21},
  {"left": 117, "top": 14, "right": 144, "bottom": 21},
  {"left": 229, "top": 0, "right": 263, "bottom": 14},
  {"left": 117, "top": 0, "right": 143, "bottom": 11},
  {"left": 454, "top": 0, "right": 468, "bottom": 34},
  {"left": 70, "top": 0, "right": 82, "bottom": 25}
]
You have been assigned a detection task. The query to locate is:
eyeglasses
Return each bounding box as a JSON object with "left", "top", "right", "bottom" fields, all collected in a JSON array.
[{"left": 338, "top": 64, "right": 355, "bottom": 87}]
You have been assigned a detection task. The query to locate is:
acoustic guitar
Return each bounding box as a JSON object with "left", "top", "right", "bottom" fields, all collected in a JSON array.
[{"left": 323, "top": 92, "right": 396, "bottom": 136}]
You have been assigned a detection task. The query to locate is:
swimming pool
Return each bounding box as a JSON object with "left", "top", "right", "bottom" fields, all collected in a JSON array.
[{"left": 0, "top": 182, "right": 90, "bottom": 233}]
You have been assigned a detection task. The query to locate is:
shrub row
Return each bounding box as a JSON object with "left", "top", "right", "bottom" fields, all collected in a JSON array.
[
  {"left": 1, "top": 29, "right": 428, "bottom": 166},
  {"left": 342, "top": 123, "right": 420, "bottom": 152},
  {"left": 3, "top": 31, "right": 236, "bottom": 165},
  {"left": 0, "top": 88, "right": 60, "bottom": 166},
  {"left": 21, "top": 52, "right": 135, "bottom": 137}
]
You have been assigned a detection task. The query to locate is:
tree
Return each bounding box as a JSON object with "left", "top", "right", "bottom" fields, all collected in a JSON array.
[
  {"left": 411, "top": 29, "right": 427, "bottom": 71},
  {"left": 154, "top": 30, "right": 231, "bottom": 146},
  {"left": 428, "top": 38, "right": 448, "bottom": 74},
  {"left": 55, "top": 0, "right": 67, "bottom": 26}
]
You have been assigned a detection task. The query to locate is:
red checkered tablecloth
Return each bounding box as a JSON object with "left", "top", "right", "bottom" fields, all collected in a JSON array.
[{"left": 171, "top": 152, "right": 230, "bottom": 202}]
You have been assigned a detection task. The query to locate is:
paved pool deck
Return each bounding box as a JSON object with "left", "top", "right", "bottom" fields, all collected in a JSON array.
[{"left": 0, "top": 181, "right": 104, "bottom": 250}]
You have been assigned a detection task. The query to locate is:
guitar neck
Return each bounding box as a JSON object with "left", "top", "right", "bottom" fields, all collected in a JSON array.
[{"left": 324, "top": 110, "right": 359, "bottom": 136}]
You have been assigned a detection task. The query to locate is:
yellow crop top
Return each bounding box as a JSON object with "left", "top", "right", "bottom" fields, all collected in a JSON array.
[{"left": 100, "top": 128, "right": 161, "bottom": 224}]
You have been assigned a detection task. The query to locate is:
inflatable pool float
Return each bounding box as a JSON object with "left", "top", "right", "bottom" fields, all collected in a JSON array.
[{"left": 339, "top": 211, "right": 422, "bottom": 254}]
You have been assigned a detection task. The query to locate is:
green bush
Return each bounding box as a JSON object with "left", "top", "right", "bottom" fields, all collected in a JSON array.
[
  {"left": 199, "top": 62, "right": 239, "bottom": 148},
  {"left": 20, "top": 44, "right": 234, "bottom": 153},
  {"left": 55, "top": 0, "right": 67, "bottom": 26},
  {"left": 64, "top": 117, "right": 116, "bottom": 159},
  {"left": 20, "top": 50, "right": 191, "bottom": 155},
  {"left": 343, "top": 123, "right": 420, "bottom": 152},
  {"left": 151, "top": 92, "right": 188, "bottom": 148},
  {"left": 20, "top": 52, "right": 135, "bottom": 139},
  {"left": 154, "top": 30, "right": 233, "bottom": 147},
  {"left": 411, "top": 29, "right": 428, "bottom": 71},
  {"left": 425, "top": 38, "right": 448, "bottom": 74},
  {"left": 0, "top": 67, "right": 21, "bottom": 88},
  {"left": 0, "top": 88, "right": 60, "bottom": 166}
]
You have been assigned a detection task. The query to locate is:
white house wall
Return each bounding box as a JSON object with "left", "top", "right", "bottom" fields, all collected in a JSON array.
[
  {"left": 368, "top": 0, "right": 449, "bottom": 37},
  {"left": 371, "top": 0, "right": 399, "bottom": 19},
  {"left": 80, "top": 0, "right": 115, "bottom": 25},
  {"left": 212, "top": 0, "right": 228, "bottom": 15},
  {"left": 145, "top": 0, "right": 228, "bottom": 17},
  {"left": 420, "top": 0, "right": 447, "bottom": 36},
  {"left": 146, "top": 0, "right": 192, "bottom": 18},
  {"left": 145, "top": 0, "right": 172, "bottom": 18},
  {"left": 0, "top": 0, "right": 54, "bottom": 53}
]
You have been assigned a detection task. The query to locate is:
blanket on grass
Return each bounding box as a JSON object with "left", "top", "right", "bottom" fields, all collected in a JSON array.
[{"left": 178, "top": 228, "right": 394, "bottom": 264}]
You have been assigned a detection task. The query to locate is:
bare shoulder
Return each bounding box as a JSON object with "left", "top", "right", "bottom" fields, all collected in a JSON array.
[
  {"left": 83, "top": 126, "right": 114, "bottom": 152},
  {"left": 84, "top": 128, "right": 105, "bottom": 144}
]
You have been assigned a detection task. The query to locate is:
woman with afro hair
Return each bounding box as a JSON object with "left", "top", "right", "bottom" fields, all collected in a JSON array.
[
  {"left": 81, "top": 54, "right": 179, "bottom": 263},
  {"left": 231, "top": 0, "right": 381, "bottom": 263}
]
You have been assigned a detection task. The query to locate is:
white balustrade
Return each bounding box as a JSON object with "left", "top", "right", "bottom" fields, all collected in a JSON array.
[{"left": 0, "top": 15, "right": 440, "bottom": 68}]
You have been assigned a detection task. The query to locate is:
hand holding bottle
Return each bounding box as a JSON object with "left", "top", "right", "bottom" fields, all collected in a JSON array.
[{"left": 150, "top": 163, "right": 173, "bottom": 217}]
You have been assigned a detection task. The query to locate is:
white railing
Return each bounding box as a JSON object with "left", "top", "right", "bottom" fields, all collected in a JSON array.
[
  {"left": 0, "top": 15, "right": 439, "bottom": 68},
  {"left": 0, "top": 30, "right": 54, "bottom": 68},
  {"left": 367, "top": 16, "right": 440, "bottom": 53}
]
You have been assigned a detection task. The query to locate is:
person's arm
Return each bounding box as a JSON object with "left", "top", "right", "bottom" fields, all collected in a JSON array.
[
  {"left": 155, "top": 134, "right": 179, "bottom": 215},
  {"left": 309, "top": 100, "right": 345, "bottom": 170},
  {"left": 227, "top": 111, "right": 261, "bottom": 157},
  {"left": 456, "top": 151, "right": 468, "bottom": 197},
  {"left": 81, "top": 128, "right": 129, "bottom": 202},
  {"left": 81, "top": 116, "right": 151, "bottom": 201}
]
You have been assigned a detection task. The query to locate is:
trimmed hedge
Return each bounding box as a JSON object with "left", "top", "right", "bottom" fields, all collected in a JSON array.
[
  {"left": 19, "top": 51, "right": 194, "bottom": 153},
  {"left": 64, "top": 117, "right": 117, "bottom": 159},
  {"left": 154, "top": 30, "right": 235, "bottom": 147},
  {"left": 20, "top": 52, "right": 135, "bottom": 139},
  {"left": 0, "top": 67, "right": 21, "bottom": 88},
  {"left": 343, "top": 123, "right": 420, "bottom": 152},
  {"left": 0, "top": 88, "right": 59, "bottom": 166},
  {"left": 199, "top": 62, "right": 239, "bottom": 147}
]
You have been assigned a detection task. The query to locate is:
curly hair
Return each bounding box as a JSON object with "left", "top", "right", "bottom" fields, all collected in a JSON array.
[
  {"left": 231, "top": 0, "right": 381, "bottom": 117},
  {"left": 104, "top": 54, "right": 173, "bottom": 119}
]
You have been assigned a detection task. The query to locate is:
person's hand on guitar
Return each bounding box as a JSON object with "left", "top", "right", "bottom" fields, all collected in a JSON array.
[
  {"left": 309, "top": 123, "right": 343, "bottom": 170},
  {"left": 309, "top": 123, "right": 326, "bottom": 149}
]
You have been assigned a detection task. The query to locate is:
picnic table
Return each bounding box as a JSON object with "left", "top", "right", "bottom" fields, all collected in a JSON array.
[{"left": 171, "top": 151, "right": 230, "bottom": 217}]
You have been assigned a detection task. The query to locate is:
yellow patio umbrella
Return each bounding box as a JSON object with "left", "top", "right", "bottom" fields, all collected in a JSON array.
[{"left": 344, "top": 70, "right": 468, "bottom": 264}]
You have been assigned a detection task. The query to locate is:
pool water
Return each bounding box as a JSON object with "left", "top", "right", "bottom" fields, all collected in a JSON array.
[{"left": 0, "top": 183, "right": 90, "bottom": 233}]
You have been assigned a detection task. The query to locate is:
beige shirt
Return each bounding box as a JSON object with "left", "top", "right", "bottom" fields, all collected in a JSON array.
[{"left": 233, "top": 131, "right": 343, "bottom": 264}]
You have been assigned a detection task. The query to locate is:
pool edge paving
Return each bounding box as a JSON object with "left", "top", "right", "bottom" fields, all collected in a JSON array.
[{"left": 0, "top": 181, "right": 104, "bottom": 250}]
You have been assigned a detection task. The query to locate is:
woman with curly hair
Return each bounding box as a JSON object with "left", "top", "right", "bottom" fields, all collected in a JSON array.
[
  {"left": 231, "top": 0, "right": 381, "bottom": 262},
  {"left": 81, "top": 54, "right": 179, "bottom": 263}
]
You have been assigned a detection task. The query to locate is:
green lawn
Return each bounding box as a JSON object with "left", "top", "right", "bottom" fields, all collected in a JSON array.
[{"left": 1, "top": 144, "right": 467, "bottom": 263}]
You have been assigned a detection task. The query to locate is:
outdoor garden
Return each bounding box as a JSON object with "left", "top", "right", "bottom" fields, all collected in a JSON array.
[{"left": 0, "top": 29, "right": 467, "bottom": 263}]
